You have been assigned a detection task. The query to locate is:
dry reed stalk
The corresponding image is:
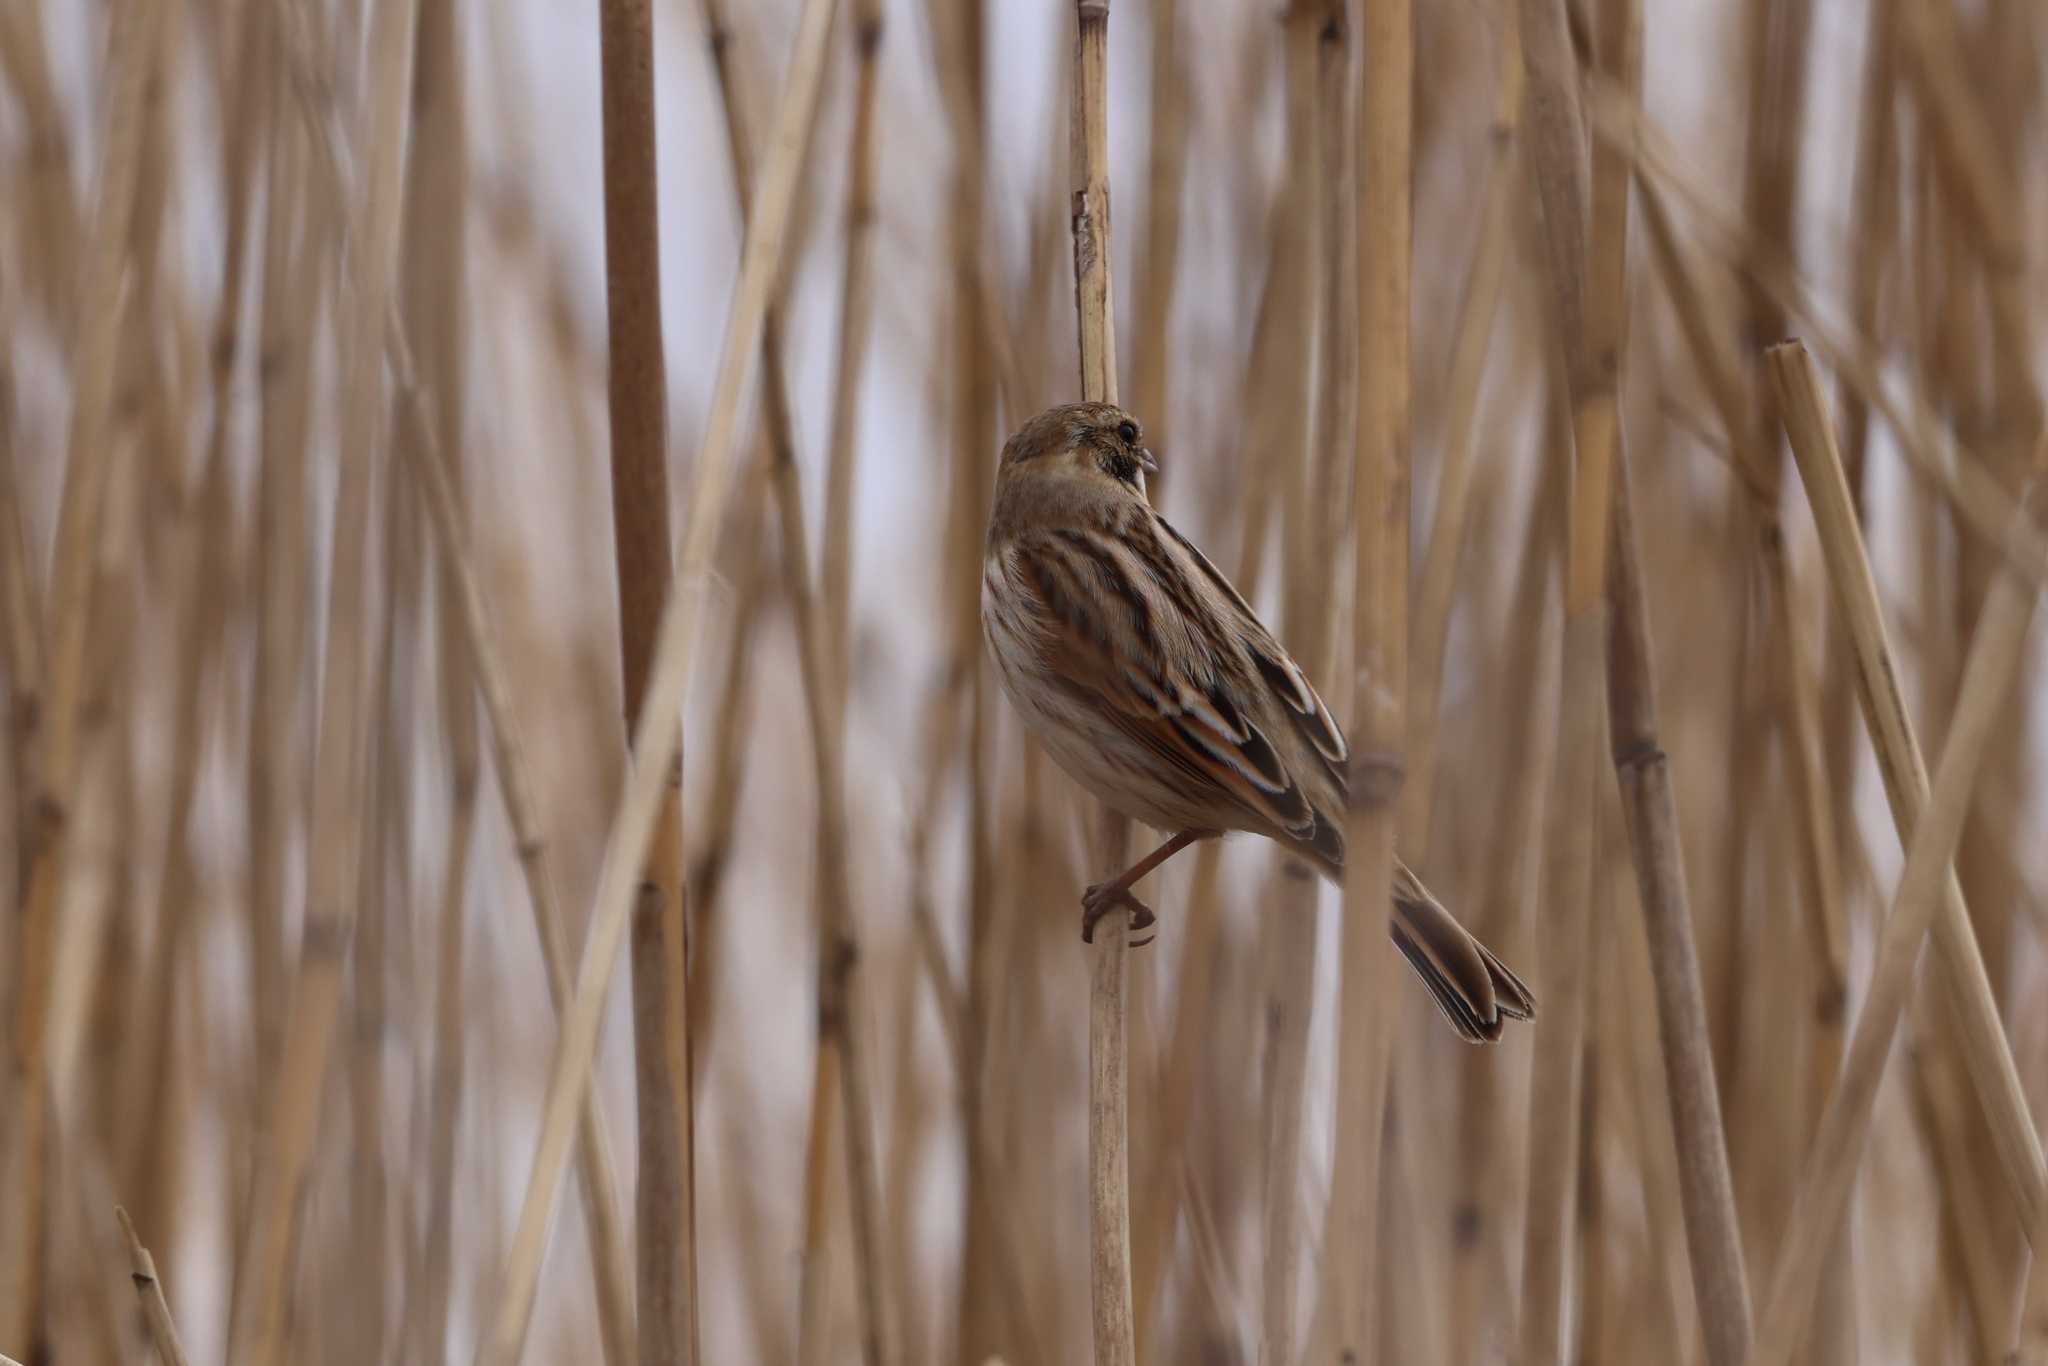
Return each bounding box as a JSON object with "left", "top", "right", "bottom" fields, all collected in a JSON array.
[
  {"left": 1772, "top": 336, "right": 2048, "bottom": 1232},
  {"left": 1243, "top": 13, "right": 1327, "bottom": 1364},
  {"left": 1633, "top": 128, "right": 1856, "bottom": 1359},
  {"left": 393, "top": 118, "right": 647, "bottom": 1366},
  {"left": 2, "top": 2, "right": 163, "bottom": 1348},
  {"left": 1127, "top": 0, "right": 1185, "bottom": 441},
  {"left": 229, "top": 3, "right": 416, "bottom": 1361},
  {"left": 1069, "top": 5, "right": 1136, "bottom": 1363},
  {"left": 931, "top": 0, "right": 1002, "bottom": 1348},
  {"left": 348, "top": 475, "right": 415, "bottom": 1364},
  {"left": 1587, "top": 91, "right": 2048, "bottom": 588},
  {"left": 1527, "top": 0, "right": 1758, "bottom": 1360},
  {"left": 116, "top": 1207, "right": 190, "bottom": 1366},
  {"left": 477, "top": 0, "right": 838, "bottom": 1355},
  {"left": 1512, "top": 0, "right": 1614, "bottom": 1360},
  {"left": 1721, "top": 0, "right": 1813, "bottom": 1286},
  {"left": 1909, "top": 1039, "right": 2018, "bottom": 1361},
  {"left": 1320, "top": 0, "right": 1407, "bottom": 1355},
  {"left": 683, "top": 469, "right": 775, "bottom": 1058},
  {"left": 391, "top": 290, "right": 645, "bottom": 1366},
  {"left": 0, "top": 422, "right": 36, "bottom": 902},
  {"left": 1131, "top": 189, "right": 1302, "bottom": 1362},
  {"left": 399, "top": 3, "right": 478, "bottom": 1353},
  {"left": 1403, "top": 18, "right": 1521, "bottom": 860},
  {"left": 1757, "top": 343, "right": 2047, "bottom": 1362},
  {"left": 694, "top": 8, "right": 892, "bottom": 1361},
  {"left": 1257, "top": 869, "right": 1316, "bottom": 1366},
  {"left": 592, "top": 0, "right": 695, "bottom": 1360},
  {"left": 1449, "top": 433, "right": 1564, "bottom": 1365},
  {"left": 244, "top": 37, "right": 319, "bottom": 1133},
  {"left": 821, "top": 0, "right": 887, "bottom": 699},
  {"left": 0, "top": 0, "right": 81, "bottom": 333}
]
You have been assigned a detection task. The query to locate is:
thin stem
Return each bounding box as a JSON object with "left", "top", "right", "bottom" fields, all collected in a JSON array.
[{"left": 474, "top": 0, "right": 839, "bottom": 1355}]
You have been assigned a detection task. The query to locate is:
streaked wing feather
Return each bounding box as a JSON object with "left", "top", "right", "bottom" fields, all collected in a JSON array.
[
  {"left": 1154, "top": 516, "right": 1349, "bottom": 780},
  {"left": 1008, "top": 529, "right": 1317, "bottom": 837}
]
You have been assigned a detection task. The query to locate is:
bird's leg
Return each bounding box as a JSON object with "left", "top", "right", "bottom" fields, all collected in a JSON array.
[{"left": 1080, "top": 829, "right": 1217, "bottom": 946}]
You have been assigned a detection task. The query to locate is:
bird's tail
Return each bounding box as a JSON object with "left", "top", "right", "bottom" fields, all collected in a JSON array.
[{"left": 1388, "top": 860, "right": 1536, "bottom": 1044}]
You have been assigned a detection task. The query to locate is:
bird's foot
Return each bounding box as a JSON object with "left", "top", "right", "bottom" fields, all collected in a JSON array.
[{"left": 1081, "top": 882, "right": 1157, "bottom": 948}]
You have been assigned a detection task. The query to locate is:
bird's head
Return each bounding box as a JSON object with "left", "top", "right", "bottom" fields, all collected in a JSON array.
[{"left": 996, "top": 402, "right": 1158, "bottom": 503}]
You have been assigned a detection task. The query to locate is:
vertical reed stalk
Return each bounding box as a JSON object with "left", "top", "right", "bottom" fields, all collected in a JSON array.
[
  {"left": 1069, "top": 5, "right": 1135, "bottom": 1364},
  {"left": 821, "top": 0, "right": 887, "bottom": 699},
  {"left": 399, "top": 3, "right": 478, "bottom": 1353},
  {"left": 3, "top": 4, "right": 163, "bottom": 1347},
  {"left": 934, "top": 0, "right": 1002, "bottom": 1347},
  {"left": 593, "top": 0, "right": 694, "bottom": 1359},
  {"left": 1403, "top": 19, "right": 1521, "bottom": 859},
  {"left": 695, "top": 5, "right": 892, "bottom": 1358},
  {"left": 477, "top": 0, "right": 838, "bottom": 1355},
  {"left": 229, "top": 4, "right": 415, "bottom": 1362},
  {"left": 1323, "top": 0, "right": 1408, "bottom": 1357}
]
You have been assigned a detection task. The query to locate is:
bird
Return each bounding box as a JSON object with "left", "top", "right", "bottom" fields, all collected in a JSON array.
[{"left": 980, "top": 401, "right": 1536, "bottom": 1043}]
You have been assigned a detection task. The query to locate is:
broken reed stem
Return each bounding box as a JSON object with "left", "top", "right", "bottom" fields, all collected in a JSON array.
[
  {"left": 1324, "top": 0, "right": 1406, "bottom": 1357},
  {"left": 1772, "top": 341, "right": 2048, "bottom": 1240},
  {"left": 1586, "top": 87, "right": 2048, "bottom": 587},
  {"left": 116, "top": 1207, "right": 190, "bottom": 1366},
  {"left": 230, "top": 3, "right": 416, "bottom": 1361},
  {"left": 1635, "top": 127, "right": 1856, "bottom": 1352},
  {"left": 476, "top": 0, "right": 839, "bottom": 1357},
  {"left": 694, "top": 4, "right": 891, "bottom": 1358},
  {"left": 593, "top": 0, "right": 696, "bottom": 1360},
  {"left": 1071, "top": 2, "right": 1135, "bottom": 1362},
  {"left": 1758, "top": 343, "right": 2048, "bottom": 1363},
  {"left": 3, "top": 3, "right": 163, "bottom": 1345}
]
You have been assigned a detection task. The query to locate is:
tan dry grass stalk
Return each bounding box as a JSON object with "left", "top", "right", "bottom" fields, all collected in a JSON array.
[
  {"left": 1323, "top": 0, "right": 1409, "bottom": 1357},
  {"left": 229, "top": 4, "right": 418, "bottom": 1362},
  {"left": 822, "top": 0, "right": 888, "bottom": 701},
  {"left": 399, "top": 1, "right": 479, "bottom": 1356},
  {"left": 1070, "top": 5, "right": 1137, "bottom": 1364},
  {"left": 694, "top": 4, "right": 891, "bottom": 1358},
  {"left": 475, "top": 0, "right": 840, "bottom": 1357},
  {"left": 1757, "top": 343, "right": 2047, "bottom": 1366},
  {"left": 1587, "top": 87, "right": 2048, "bottom": 588},
  {"left": 116, "top": 1206, "right": 191, "bottom": 1366},
  {"left": 1512, "top": 0, "right": 1617, "bottom": 1360},
  {"left": 592, "top": 0, "right": 697, "bottom": 1360},
  {"left": 2, "top": 3, "right": 164, "bottom": 1345},
  {"left": 1403, "top": 22, "right": 1521, "bottom": 861}
]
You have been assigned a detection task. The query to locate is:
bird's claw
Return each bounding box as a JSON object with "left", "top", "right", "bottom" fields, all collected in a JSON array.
[{"left": 1080, "top": 882, "right": 1158, "bottom": 947}]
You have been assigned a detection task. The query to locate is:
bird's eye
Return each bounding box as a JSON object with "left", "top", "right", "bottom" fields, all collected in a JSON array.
[{"left": 1117, "top": 420, "right": 1139, "bottom": 444}]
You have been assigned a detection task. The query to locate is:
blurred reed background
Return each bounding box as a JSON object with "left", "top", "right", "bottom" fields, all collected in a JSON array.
[{"left": 2, "top": 0, "right": 2047, "bottom": 1363}]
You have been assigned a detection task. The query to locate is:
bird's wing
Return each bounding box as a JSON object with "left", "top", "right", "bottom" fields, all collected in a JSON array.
[
  {"left": 1001, "top": 525, "right": 1320, "bottom": 840},
  {"left": 1148, "top": 515, "right": 1350, "bottom": 787}
]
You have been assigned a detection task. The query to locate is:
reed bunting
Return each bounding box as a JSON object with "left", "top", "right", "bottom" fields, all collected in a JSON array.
[{"left": 981, "top": 402, "right": 1535, "bottom": 1042}]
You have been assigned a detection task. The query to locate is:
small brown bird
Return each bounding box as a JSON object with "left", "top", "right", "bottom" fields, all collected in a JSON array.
[{"left": 981, "top": 402, "right": 1535, "bottom": 1042}]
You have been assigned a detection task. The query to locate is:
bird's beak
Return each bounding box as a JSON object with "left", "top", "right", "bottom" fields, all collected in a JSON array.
[{"left": 1137, "top": 446, "right": 1158, "bottom": 474}]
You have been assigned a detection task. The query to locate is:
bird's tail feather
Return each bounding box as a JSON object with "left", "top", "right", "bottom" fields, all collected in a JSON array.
[
  {"left": 1297, "top": 842, "right": 1537, "bottom": 1042},
  {"left": 1389, "top": 860, "right": 1536, "bottom": 1044}
]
